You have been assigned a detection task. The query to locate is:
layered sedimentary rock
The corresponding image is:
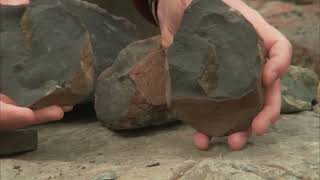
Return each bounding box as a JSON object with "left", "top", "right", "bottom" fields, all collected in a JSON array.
[
  {"left": 95, "top": 36, "right": 171, "bottom": 130},
  {"left": 167, "top": 0, "right": 265, "bottom": 137},
  {"left": 1, "top": 0, "right": 139, "bottom": 108}
]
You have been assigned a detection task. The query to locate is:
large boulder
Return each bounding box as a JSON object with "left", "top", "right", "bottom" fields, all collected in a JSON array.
[
  {"left": 167, "top": 0, "right": 265, "bottom": 137},
  {"left": 95, "top": 36, "right": 171, "bottom": 130}
]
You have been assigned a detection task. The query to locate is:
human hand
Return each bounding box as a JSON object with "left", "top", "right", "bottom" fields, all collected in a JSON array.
[
  {"left": 158, "top": 0, "right": 292, "bottom": 150},
  {"left": 0, "top": 94, "right": 73, "bottom": 130},
  {"left": 0, "top": 0, "right": 29, "bottom": 5}
]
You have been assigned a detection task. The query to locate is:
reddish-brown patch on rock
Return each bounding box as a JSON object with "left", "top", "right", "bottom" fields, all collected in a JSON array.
[{"left": 129, "top": 49, "right": 167, "bottom": 106}]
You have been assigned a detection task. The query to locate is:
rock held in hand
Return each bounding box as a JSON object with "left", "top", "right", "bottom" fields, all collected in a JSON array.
[
  {"left": 1, "top": 0, "right": 96, "bottom": 109},
  {"left": 167, "top": 0, "right": 265, "bottom": 137}
]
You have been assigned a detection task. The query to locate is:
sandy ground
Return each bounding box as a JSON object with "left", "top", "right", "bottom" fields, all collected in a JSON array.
[{"left": 0, "top": 108, "right": 319, "bottom": 180}]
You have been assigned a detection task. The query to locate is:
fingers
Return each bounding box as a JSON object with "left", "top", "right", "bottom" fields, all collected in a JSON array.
[
  {"left": 0, "top": 0, "right": 29, "bottom": 5},
  {"left": 160, "top": 26, "right": 174, "bottom": 49},
  {"left": 228, "top": 129, "right": 251, "bottom": 151},
  {"left": 193, "top": 131, "right": 211, "bottom": 150},
  {"left": 0, "top": 102, "right": 35, "bottom": 129},
  {"left": 0, "top": 93, "right": 16, "bottom": 105},
  {"left": 157, "top": 0, "right": 192, "bottom": 48},
  {"left": 33, "top": 106, "right": 69, "bottom": 124},
  {"left": 263, "top": 39, "right": 292, "bottom": 86},
  {"left": 0, "top": 101, "right": 70, "bottom": 130},
  {"left": 252, "top": 79, "right": 281, "bottom": 136}
]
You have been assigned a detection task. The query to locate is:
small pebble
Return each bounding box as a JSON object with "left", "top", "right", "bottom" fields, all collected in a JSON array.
[
  {"left": 13, "top": 165, "right": 21, "bottom": 170},
  {"left": 145, "top": 162, "right": 160, "bottom": 168},
  {"left": 94, "top": 171, "right": 117, "bottom": 180}
]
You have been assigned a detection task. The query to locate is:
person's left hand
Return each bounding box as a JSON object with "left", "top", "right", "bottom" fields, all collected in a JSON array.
[{"left": 158, "top": 0, "right": 292, "bottom": 150}]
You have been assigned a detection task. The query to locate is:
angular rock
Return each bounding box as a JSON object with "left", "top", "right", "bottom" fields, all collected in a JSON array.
[
  {"left": 1, "top": 0, "right": 141, "bottom": 108},
  {"left": 1, "top": 2, "right": 95, "bottom": 108},
  {"left": 61, "top": 0, "right": 139, "bottom": 75},
  {"left": 0, "top": 129, "right": 38, "bottom": 156},
  {"left": 167, "top": 0, "right": 265, "bottom": 137},
  {"left": 281, "top": 66, "right": 319, "bottom": 113},
  {"left": 95, "top": 36, "right": 171, "bottom": 130}
]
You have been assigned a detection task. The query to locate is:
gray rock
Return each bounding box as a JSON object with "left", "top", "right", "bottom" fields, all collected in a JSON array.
[
  {"left": 281, "top": 66, "right": 319, "bottom": 113},
  {"left": 1, "top": 0, "right": 141, "bottom": 108},
  {"left": 94, "top": 171, "right": 117, "bottom": 180},
  {"left": 61, "top": 0, "right": 139, "bottom": 75},
  {"left": 0, "top": 129, "right": 38, "bottom": 156},
  {"left": 95, "top": 36, "right": 172, "bottom": 130},
  {"left": 167, "top": 0, "right": 265, "bottom": 137},
  {"left": 1, "top": 2, "right": 95, "bottom": 108}
]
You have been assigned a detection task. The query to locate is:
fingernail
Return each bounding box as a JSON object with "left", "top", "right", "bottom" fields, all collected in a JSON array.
[{"left": 62, "top": 106, "right": 73, "bottom": 112}]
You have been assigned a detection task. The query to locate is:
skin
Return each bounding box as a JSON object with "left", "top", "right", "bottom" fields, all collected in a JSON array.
[
  {"left": 158, "top": 0, "right": 292, "bottom": 150},
  {"left": 1, "top": 0, "right": 292, "bottom": 151}
]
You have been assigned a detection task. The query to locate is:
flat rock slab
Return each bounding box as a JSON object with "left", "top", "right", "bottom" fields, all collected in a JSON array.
[
  {"left": 167, "top": 0, "right": 265, "bottom": 137},
  {"left": 95, "top": 36, "right": 172, "bottom": 130},
  {"left": 0, "top": 129, "right": 38, "bottom": 156}
]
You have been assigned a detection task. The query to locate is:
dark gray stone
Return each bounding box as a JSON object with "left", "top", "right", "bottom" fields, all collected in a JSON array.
[
  {"left": 95, "top": 36, "right": 171, "bottom": 130},
  {"left": 167, "top": 0, "right": 265, "bottom": 137},
  {"left": 1, "top": 0, "right": 140, "bottom": 108},
  {"left": 1, "top": 1, "right": 96, "bottom": 108},
  {"left": 281, "top": 66, "right": 319, "bottom": 113},
  {"left": 61, "top": 0, "right": 139, "bottom": 75},
  {"left": 0, "top": 129, "right": 38, "bottom": 156}
]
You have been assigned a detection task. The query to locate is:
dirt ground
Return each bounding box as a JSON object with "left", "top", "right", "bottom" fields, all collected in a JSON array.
[{"left": 0, "top": 109, "right": 319, "bottom": 180}]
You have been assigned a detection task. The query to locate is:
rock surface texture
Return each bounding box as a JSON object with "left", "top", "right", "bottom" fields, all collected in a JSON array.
[
  {"left": 281, "top": 65, "right": 319, "bottom": 113},
  {"left": 95, "top": 36, "right": 171, "bottom": 130},
  {"left": 167, "top": 0, "right": 265, "bottom": 137},
  {"left": 1, "top": 0, "right": 139, "bottom": 108}
]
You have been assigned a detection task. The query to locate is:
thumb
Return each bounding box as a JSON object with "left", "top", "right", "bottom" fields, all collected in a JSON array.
[{"left": 158, "top": 0, "right": 192, "bottom": 48}]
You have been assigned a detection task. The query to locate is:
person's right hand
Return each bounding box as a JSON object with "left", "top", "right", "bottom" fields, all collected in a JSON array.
[
  {"left": 0, "top": 0, "right": 29, "bottom": 5},
  {"left": 0, "top": 94, "right": 73, "bottom": 130}
]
